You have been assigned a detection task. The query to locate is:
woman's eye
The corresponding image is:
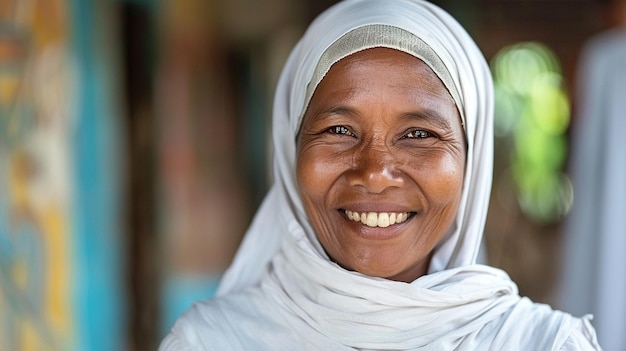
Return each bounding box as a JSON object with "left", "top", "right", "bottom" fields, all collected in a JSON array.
[
  {"left": 403, "top": 129, "right": 432, "bottom": 139},
  {"left": 326, "top": 126, "right": 355, "bottom": 137}
]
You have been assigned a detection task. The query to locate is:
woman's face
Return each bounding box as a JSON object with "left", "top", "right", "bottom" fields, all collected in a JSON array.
[{"left": 296, "top": 48, "right": 466, "bottom": 282}]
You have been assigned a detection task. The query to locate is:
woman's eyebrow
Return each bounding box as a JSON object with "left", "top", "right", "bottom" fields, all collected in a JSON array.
[
  {"left": 321, "top": 106, "right": 357, "bottom": 117},
  {"left": 309, "top": 106, "right": 359, "bottom": 121},
  {"left": 402, "top": 110, "right": 454, "bottom": 131}
]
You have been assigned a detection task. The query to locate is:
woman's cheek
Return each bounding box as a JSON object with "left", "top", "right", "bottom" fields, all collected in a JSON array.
[
  {"left": 299, "top": 144, "right": 346, "bottom": 186},
  {"left": 297, "top": 147, "right": 328, "bottom": 198},
  {"left": 419, "top": 155, "right": 464, "bottom": 200}
]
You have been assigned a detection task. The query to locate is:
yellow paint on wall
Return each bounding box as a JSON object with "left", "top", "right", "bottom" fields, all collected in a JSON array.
[
  {"left": 41, "top": 205, "right": 72, "bottom": 336},
  {"left": 0, "top": 77, "right": 20, "bottom": 106},
  {"left": 20, "top": 319, "right": 41, "bottom": 351}
]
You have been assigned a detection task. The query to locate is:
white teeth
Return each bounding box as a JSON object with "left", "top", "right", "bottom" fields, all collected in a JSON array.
[
  {"left": 346, "top": 211, "right": 353, "bottom": 221},
  {"left": 345, "top": 210, "right": 410, "bottom": 228},
  {"left": 389, "top": 213, "right": 396, "bottom": 225},
  {"left": 378, "top": 213, "right": 390, "bottom": 228},
  {"left": 366, "top": 212, "right": 377, "bottom": 227}
]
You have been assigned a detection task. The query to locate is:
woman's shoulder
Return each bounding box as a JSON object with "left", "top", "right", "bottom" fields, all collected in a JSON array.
[
  {"left": 559, "top": 315, "right": 602, "bottom": 351},
  {"left": 158, "top": 293, "right": 253, "bottom": 351},
  {"left": 497, "top": 297, "right": 601, "bottom": 350},
  {"left": 158, "top": 288, "right": 299, "bottom": 351}
]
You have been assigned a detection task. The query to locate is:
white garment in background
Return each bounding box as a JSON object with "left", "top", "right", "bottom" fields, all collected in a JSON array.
[
  {"left": 161, "top": 0, "right": 601, "bottom": 349},
  {"left": 557, "top": 28, "right": 626, "bottom": 351}
]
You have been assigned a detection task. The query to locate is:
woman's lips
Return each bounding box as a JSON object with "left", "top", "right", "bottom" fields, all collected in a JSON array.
[{"left": 344, "top": 210, "right": 410, "bottom": 228}]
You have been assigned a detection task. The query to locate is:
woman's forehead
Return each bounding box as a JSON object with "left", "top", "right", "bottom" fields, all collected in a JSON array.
[
  {"left": 300, "top": 25, "right": 465, "bottom": 133},
  {"left": 303, "top": 47, "right": 462, "bottom": 134},
  {"left": 302, "top": 47, "right": 463, "bottom": 137}
]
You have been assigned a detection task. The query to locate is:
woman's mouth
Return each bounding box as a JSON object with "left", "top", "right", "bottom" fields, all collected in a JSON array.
[{"left": 344, "top": 210, "right": 411, "bottom": 228}]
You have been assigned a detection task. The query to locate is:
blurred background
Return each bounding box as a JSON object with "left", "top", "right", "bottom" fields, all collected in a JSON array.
[{"left": 0, "top": 0, "right": 623, "bottom": 350}]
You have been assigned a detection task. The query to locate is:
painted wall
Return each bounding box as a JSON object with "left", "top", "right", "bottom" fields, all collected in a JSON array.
[{"left": 0, "top": 1, "right": 124, "bottom": 350}]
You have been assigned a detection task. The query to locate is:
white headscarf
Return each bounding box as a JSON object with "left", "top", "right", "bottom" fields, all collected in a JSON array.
[
  {"left": 161, "top": 1, "right": 600, "bottom": 349},
  {"left": 217, "top": 0, "right": 494, "bottom": 296}
]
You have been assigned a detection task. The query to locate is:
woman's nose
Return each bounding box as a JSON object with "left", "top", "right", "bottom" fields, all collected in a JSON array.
[{"left": 347, "top": 146, "right": 405, "bottom": 194}]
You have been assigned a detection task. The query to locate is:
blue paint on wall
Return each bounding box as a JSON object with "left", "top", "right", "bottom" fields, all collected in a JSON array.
[{"left": 69, "top": 1, "right": 125, "bottom": 350}]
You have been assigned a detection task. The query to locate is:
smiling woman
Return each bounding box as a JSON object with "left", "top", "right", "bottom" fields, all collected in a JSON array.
[
  {"left": 159, "top": 1, "right": 601, "bottom": 350},
  {"left": 296, "top": 48, "right": 466, "bottom": 282}
]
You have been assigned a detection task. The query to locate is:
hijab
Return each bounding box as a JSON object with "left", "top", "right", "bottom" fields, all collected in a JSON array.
[
  {"left": 217, "top": 0, "right": 493, "bottom": 296},
  {"left": 161, "top": 1, "right": 600, "bottom": 349}
]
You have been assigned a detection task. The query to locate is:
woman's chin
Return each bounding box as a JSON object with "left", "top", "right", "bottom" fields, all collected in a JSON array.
[{"left": 346, "top": 257, "right": 428, "bottom": 283}]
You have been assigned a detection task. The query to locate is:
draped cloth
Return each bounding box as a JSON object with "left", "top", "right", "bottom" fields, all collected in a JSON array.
[
  {"left": 160, "top": 0, "right": 601, "bottom": 349},
  {"left": 556, "top": 28, "right": 626, "bottom": 351}
]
